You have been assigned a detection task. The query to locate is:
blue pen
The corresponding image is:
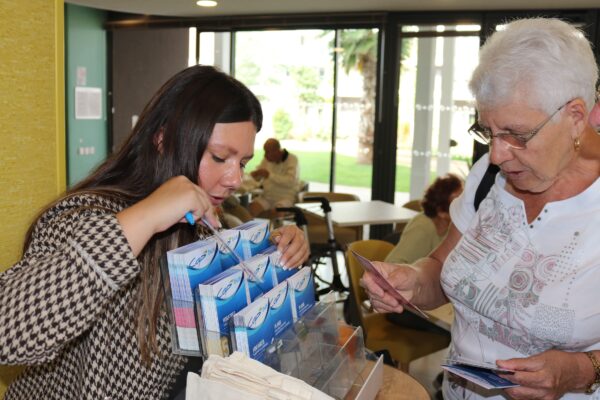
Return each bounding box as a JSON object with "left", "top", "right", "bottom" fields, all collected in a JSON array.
[
  {"left": 184, "top": 211, "right": 196, "bottom": 226},
  {"left": 184, "top": 212, "right": 265, "bottom": 285}
]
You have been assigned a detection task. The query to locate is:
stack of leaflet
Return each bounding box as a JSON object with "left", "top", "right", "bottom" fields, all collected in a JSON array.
[
  {"left": 196, "top": 252, "right": 315, "bottom": 360},
  {"left": 195, "top": 246, "right": 283, "bottom": 356},
  {"left": 209, "top": 219, "right": 272, "bottom": 269},
  {"left": 165, "top": 240, "right": 221, "bottom": 353},
  {"left": 235, "top": 219, "right": 272, "bottom": 258},
  {"left": 232, "top": 267, "right": 315, "bottom": 362},
  {"left": 197, "top": 267, "right": 249, "bottom": 356},
  {"left": 161, "top": 219, "right": 271, "bottom": 356},
  {"left": 244, "top": 245, "right": 297, "bottom": 301}
]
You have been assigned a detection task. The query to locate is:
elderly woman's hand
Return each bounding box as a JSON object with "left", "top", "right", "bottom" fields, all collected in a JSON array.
[
  {"left": 360, "top": 261, "right": 419, "bottom": 314},
  {"left": 270, "top": 225, "right": 309, "bottom": 269},
  {"left": 498, "top": 350, "right": 593, "bottom": 400}
]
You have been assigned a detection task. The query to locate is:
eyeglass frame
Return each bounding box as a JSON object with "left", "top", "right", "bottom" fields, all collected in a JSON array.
[{"left": 468, "top": 100, "right": 571, "bottom": 150}]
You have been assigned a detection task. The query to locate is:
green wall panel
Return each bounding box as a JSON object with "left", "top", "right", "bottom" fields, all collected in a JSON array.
[{"left": 65, "top": 3, "right": 107, "bottom": 186}]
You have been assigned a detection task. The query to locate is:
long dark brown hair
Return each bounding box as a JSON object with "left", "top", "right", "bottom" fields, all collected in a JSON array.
[{"left": 24, "top": 65, "right": 262, "bottom": 363}]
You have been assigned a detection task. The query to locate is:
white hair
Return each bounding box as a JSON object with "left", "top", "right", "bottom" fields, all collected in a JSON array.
[{"left": 469, "top": 18, "right": 598, "bottom": 114}]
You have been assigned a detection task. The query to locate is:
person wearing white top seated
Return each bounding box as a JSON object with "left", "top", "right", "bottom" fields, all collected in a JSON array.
[{"left": 248, "top": 138, "right": 300, "bottom": 217}]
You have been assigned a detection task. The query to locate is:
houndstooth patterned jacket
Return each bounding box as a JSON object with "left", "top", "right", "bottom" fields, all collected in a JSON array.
[{"left": 1, "top": 194, "right": 187, "bottom": 399}]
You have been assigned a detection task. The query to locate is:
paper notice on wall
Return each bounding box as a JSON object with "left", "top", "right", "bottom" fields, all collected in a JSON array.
[{"left": 75, "top": 87, "right": 102, "bottom": 120}]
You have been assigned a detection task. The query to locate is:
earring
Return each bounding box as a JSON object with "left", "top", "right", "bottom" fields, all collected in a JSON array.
[{"left": 574, "top": 137, "right": 581, "bottom": 151}]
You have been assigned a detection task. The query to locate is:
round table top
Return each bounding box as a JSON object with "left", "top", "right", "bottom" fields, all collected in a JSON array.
[{"left": 377, "top": 364, "right": 429, "bottom": 400}]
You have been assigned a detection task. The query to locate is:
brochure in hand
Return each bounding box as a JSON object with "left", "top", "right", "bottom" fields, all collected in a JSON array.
[
  {"left": 350, "top": 250, "right": 428, "bottom": 319},
  {"left": 441, "top": 358, "right": 518, "bottom": 390}
]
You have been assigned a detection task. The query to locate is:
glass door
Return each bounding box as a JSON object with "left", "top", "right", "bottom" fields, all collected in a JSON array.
[
  {"left": 233, "top": 29, "right": 334, "bottom": 194},
  {"left": 332, "top": 29, "right": 378, "bottom": 200},
  {"left": 396, "top": 24, "right": 480, "bottom": 204},
  {"left": 195, "top": 28, "right": 378, "bottom": 200}
]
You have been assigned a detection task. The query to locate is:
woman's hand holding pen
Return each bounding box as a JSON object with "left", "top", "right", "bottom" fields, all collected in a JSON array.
[
  {"left": 117, "top": 176, "right": 219, "bottom": 256},
  {"left": 360, "top": 261, "right": 419, "bottom": 314}
]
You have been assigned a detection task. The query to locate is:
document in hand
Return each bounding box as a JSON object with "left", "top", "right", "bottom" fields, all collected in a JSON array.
[
  {"left": 441, "top": 358, "right": 518, "bottom": 390},
  {"left": 350, "top": 250, "right": 429, "bottom": 319}
]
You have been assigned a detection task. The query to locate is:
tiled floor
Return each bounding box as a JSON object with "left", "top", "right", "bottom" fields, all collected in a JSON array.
[{"left": 314, "top": 254, "right": 448, "bottom": 399}]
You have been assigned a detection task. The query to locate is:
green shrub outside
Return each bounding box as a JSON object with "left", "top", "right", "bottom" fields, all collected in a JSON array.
[{"left": 272, "top": 109, "right": 293, "bottom": 140}]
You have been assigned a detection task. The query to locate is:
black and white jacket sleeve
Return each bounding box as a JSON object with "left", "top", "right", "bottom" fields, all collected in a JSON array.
[{"left": 0, "top": 194, "right": 140, "bottom": 365}]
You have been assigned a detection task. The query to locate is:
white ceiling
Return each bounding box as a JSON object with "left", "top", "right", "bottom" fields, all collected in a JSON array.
[{"left": 65, "top": 0, "right": 600, "bottom": 18}]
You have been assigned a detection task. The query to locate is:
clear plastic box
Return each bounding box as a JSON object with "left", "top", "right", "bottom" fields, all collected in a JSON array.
[{"left": 242, "top": 297, "right": 370, "bottom": 399}]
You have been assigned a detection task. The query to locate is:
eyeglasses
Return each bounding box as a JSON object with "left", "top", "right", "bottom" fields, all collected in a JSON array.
[{"left": 468, "top": 100, "right": 570, "bottom": 150}]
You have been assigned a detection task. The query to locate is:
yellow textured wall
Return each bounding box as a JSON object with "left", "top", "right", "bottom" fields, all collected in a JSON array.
[{"left": 0, "top": 0, "right": 65, "bottom": 395}]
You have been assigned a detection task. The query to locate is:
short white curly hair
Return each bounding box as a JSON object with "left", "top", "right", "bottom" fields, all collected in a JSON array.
[{"left": 469, "top": 17, "right": 598, "bottom": 114}]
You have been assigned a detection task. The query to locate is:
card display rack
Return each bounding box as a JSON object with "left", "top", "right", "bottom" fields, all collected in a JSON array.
[
  {"left": 163, "top": 278, "right": 382, "bottom": 399},
  {"left": 261, "top": 299, "right": 361, "bottom": 397}
]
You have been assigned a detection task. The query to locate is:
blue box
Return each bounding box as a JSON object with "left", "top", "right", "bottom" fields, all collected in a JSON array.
[
  {"left": 167, "top": 240, "right": 222, "bottom": 302},
  {"left": 286, "top": 267, "right": 316, "bottom": 320},
  {"left": 260, "top": 245, "right": 298, "bottom": 284},
  {"left": 235, "top": 219, "right": 271, "bottom": 256},
  {"left": 197, "top": 267, "right": 250, "bottom": 356},
  {"left": 207, "top": 230, "right": 246, "bottom": 270},
  {"left": 243, "top": 253, "right": 277, "bottom": 301},
  {"left": 264, "top": 281, "right": 295, "bottom": 337},
  {"left": 233, "top": 297, "right": 274, "bottom": 362}
]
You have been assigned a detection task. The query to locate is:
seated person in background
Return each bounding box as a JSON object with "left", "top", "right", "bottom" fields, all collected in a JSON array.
[
  {"left": 385, "top": 174, "right": 462, "bottom": 337},
  {"left": 248, "top": 138, "right": 300, "bottom": 217},
  {"left": 385, "top": 173, "right": 463, "bottom": 264}
]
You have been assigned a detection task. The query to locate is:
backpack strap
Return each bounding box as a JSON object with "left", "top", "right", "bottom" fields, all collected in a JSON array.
[{"left": 474, "top": 163, "right": 500, "bottom": 211}]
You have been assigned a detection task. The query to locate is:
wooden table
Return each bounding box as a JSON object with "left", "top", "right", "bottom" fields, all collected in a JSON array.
[
  {"left": 378, "top": 364, "right": 429, "bottom": 399},
  {"left": 295, "top": 200, "right": 418, "bottom": 227},
  {"left": 345, "top": 357, "right": 429, "bottom": 400}
]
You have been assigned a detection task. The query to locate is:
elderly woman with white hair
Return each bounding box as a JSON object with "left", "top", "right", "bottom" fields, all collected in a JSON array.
[{"left": 361, "top": 18, "right": 600, "bottom": 400}]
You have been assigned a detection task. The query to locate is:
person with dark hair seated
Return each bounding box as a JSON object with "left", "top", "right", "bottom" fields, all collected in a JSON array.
[{"left": 385, "top": 174, "right": 463, "bottom": 264}]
